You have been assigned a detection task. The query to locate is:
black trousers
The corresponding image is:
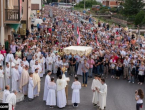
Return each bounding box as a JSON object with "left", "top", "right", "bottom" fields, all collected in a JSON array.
[
  {"left": 138, "top": 75, "right": 144, "bottom": 83},
  {"left": 74, "top": 103, "right": 78, "bottom": 106},
  {"left": 136, "top": 103, "right": 143, "bottom": 110}
]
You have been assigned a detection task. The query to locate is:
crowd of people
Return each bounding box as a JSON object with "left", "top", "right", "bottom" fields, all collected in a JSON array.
[{"left": 0, "top": 4, "right": 145, "bottom": 110}]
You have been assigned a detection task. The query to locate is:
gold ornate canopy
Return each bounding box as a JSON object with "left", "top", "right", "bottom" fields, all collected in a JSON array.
[{"left": 63, "top": 46, "right": 92, "bottom": 56}]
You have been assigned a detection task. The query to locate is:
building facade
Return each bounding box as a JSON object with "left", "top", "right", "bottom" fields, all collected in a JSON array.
[
  {"left": 31, "top": 0, "right": 42, "bottom": 16},
  {"left": 0, "top": 0, "right": 31, "bottom": 48},
  {"left": 102, "top": 0, "right": 122, "bottom": 7}
]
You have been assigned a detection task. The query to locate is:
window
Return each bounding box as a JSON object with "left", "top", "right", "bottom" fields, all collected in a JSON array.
[{"left": 22, "top": 0, "right": 24, "bottom": 2}]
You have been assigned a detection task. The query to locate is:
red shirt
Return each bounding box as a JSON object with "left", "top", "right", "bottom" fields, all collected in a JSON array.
[{"left": 1, "top": 50, "right": 6, "bottom": 56}]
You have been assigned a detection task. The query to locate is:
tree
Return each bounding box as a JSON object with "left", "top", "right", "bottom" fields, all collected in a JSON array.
[
  {"left": 75, "top": 0, "right": 102, "bottom": 9},
  {"left": 135, "top": 10, "right": 145, "bottom": 26},
  {"left": 123, "top": 0, "right": 145, "bottom": 16}
]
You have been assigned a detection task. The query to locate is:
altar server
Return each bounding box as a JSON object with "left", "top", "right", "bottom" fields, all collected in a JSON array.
[
  {"left": 56, "top": 75, "right": 67, "bottom": 108},
  {"left": 38, "top": 55, "right": 45, "bottom": 77},
  {"left": 5, "top": 63, "right": 10, "bottom": 86},
  {"left": 46, "top": 77, "right": 56, "bottom": 108},
  {"left": 33, "top": 69, "right": 41, "bottom": 97},
  {"left": 0, "top": 51, "right": 4, "bottom": 66},
  {"left": 96, "top": 78, "right": 107, "bottom": 110},
  {"left": 46, "top": 53, "right": 53, "bottom": 71},
  {"left": 6, "top": 50, "right": 14, "bottom": 62},
  {"left": 71, "top": 77, "right": 81, "bottom": 107},
  {"left": 6, "top": 90, "right": 17, "bottom": 110},
  {"left": 91, "top": 75, "right": 101, "bottom": 106},
  {"left": 12, "top": 66, "right": 20, "bottom": 92},
  {"left": 43, "top": 70, "right": 51, "bottom": 101},
  {"left": 2, "top": 85, "right": 10, "bottom": 103},
  {"left": 28, "top": 73, "right": 34, "bottom": 100},
  {"left": 0, "top": 65, "right": 4, "bottom": 90}
]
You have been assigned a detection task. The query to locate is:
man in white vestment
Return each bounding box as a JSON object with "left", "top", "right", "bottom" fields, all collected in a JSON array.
[
  {"left": 19, "top": 65, "right": 29, "bottom": 95},
  {"left": 30, "top": 56, "right": 35, "bottom": 72},
  {"left": 32, "top": 60, "right": 42, "bottom": 77},
  {"left": 18, "top": 61, "right": 24, "bottom": 78},
  {"left": 38, "top": 55, "right": 45, "bottom": 77},
  {"left": 46, "top": 53, "right": 53, "bottom": 71},
  {"left": 33, "top": 69, "right": 41, "bottom": 97},
  {"left": 6, "top": 90, "right": 17, "bottom": 110},
  {"left": 6, "top": 50, "right": 14, "bottom": 62},
  {"left": 5, "top": 63, "right": 11, "bottom": 86},
  {"left": 56, "top": 75, "right": 67, "bottom": 108},
  {"left": 43, "top": 70, "right": 51, "bottom": 101},
  {"left": 2, "top": 85, "right": 10, "bottom": 103},
  {"left": 96, "top": 78, "right": 107, "bottom": 110},
  {"left": 0, "top": 51, "right": 4, "bottom": 66},
  {"left": 71, "top": 77, "right": 81, "bottom": 107},
  {"left": 28, "top": 73, "right": 34, "bottom": 99},
  {"left": 12, "top": 66, "right": 20, "bottom": 92},
  {"left": 0, "top": 65, "right": 4, "bottom": 90},
  {"left": 91, "top": 75, "right": 101, "bottom": 106},
  {"left": 13, "top": 56, "right": 21, "bottom": 66},
  {"left": 23, "top": 57, "right": 29, "bottom": 67}
]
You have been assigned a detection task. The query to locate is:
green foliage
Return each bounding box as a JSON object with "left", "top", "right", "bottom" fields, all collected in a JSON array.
[
  {"left": 135, "top": 10, "right": 145, "bottom": 26},
  {"left": 75, "top": 0, "right": 102, "bottom": 9},
  {"left": 123, "top": 0, "right": 145, "bottom": 16},
  {"left": 109, "top": 7, "right": 118, "bottom": 13}
]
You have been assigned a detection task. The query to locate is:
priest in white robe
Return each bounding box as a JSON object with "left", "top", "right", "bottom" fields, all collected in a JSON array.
[
  {"left": 32, "top": 60, "right": 42, "bottom": 77},
  {"left": 71, "top": 77, "right": 81, "bottom": 107},
  {"left": 12, "top": 66, "right": 20, "bottom": 92},
  {"left": 30, "top": 56, "right": 35, "bottom": 73},
  {"left": 2, "top": 85, "right": 10, "bottom": 103},
  {"left": 43, "top": 70, "right": 51, "bottom": 101},
  {"left": 13, "top": 56, "right": 21, "bottom": 66},
  {"left": 6, "top": 51, "right": 14, "bottom": 62},
  {"left": 28, "top": 73, "right": 34, "bottom": 99},
  {"left": 6, "top": 91, "right": 17, "bottom": 110},
  {"left": 33, "top": 69, "right": 41, "bottom": 97},
  {"left": 43, "top": 56, "right": 46, "bottom": 75},
  {"left": 19, "top": 65, "right": 29, "bottom": 95},
  {"left": 5, "top": 63, "right": 11, "bottom": 86},
  {"left": 46, "top": 77, "right": 56, "bottom": 108},
  {"left": 18, "top": 61, "right": 24, "bottom": 78},
  {"left": 77, "top": 56, "right": 84, "bottom": 76},
  {"left": 46, "top": 53, "right": 53, "bottom": 71},
  {"left": 38, "top": 55, "right": 45, "bottom": 77},
  {"left": 96, "top": 78, "right": 107, "bottom": 110},
  {"left": 91, "top": 75, "right": 101, "bottom": 106},
  {"left": 56, "top": 75, "right": 67, "bottom": 108},
  {"left": 0, "top": 52, "right": 4, "bottom": 66},
  {"left": 23, "top": 57, "right": 29, "bottom": 67},
  {"left": 0, "top": 65, "right": 4, "bottom": 90}
]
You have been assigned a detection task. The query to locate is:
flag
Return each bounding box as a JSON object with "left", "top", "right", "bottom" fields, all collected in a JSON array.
[
  {"left": 77, "top": 27, "right": 80, "bottom": 45},
  {"left": 95, "top": 36, "right": 100, "bottom": 46}
]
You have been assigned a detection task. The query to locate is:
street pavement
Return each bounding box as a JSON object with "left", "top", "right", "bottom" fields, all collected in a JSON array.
[{"left": 16, "top": 74, "right": 145, "bottom": 110}]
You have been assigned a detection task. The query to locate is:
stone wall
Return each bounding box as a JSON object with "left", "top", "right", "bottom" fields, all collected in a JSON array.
[{"left": 111, "top": 17, "right": 128, "bottom": 25}]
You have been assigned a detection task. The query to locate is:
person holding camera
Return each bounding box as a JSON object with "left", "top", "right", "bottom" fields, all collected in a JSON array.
[{"left": 135, "top": 89, "right": 144, "bottom": 110}]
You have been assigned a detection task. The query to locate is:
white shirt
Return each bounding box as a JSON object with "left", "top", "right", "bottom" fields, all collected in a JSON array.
[{"left": 136, "top": 95, "right": 143, "bottom": 104}]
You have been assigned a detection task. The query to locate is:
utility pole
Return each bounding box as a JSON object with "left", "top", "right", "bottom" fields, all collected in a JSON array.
[
  {"left": 1, "top": 0, "right": 4, "bottom": 46},
  {"left": 84, "top": 0, "right": 85, "bottom": 10}
]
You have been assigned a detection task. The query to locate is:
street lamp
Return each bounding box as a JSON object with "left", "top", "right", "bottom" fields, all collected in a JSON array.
[{"left": 84, "top": 0, "right": 85, "bottom": 10}]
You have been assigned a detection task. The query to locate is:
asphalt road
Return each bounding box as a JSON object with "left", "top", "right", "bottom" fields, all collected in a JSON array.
[{"left": 16, "top": 74, "right": 145, "bottom": 110}]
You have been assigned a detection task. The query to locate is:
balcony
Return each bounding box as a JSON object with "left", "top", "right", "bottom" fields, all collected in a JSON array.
[{"left": 5, "top": 9, "right": 20, "bottom": 21}]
